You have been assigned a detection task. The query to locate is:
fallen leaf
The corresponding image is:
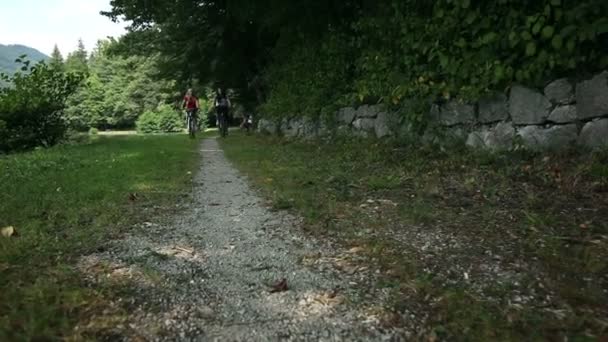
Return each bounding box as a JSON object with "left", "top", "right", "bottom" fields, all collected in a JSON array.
[
  {"left": 314, "top": 290, "right": 342, "bottom": 305},
  {"left": 1, "top": 226, "right": 16, "bottom": 238},
  {"left": 269, "top": 278, "right": 288, "bottom": 293},
  {"left": 378, "top": 199, "right": 398, "bottom": 207},
  {"left": 348, "top": 246, "right": 365, "bottom": 254},
  {"left": 174, "top": 246, "right": 194, "bottom": 254}
]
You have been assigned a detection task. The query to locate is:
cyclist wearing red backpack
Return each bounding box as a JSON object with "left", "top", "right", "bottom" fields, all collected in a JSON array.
[
  {"left": 182, "top": 89, "right": 200, "bottom": 138},
  {"left": 182, "top": 89, "right": 200, "bottom": 114}
]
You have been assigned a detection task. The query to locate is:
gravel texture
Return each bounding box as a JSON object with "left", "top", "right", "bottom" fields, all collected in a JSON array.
[{"left": 78, "top": 138, "right": 406, "bottom": 341}]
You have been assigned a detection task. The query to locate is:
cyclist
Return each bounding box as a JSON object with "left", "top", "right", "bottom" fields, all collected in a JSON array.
[
  {"left": 241, "top": 112, "right": 253, "bottom": 134},
  {"left": 214, "top": 88, "right": 231, "bottom": 137},
  {"left": 182, "top": 89, "right": 200, "bottom": 137}
]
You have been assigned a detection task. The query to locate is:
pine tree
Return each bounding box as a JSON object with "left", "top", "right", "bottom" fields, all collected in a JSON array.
[
  {"left": 49, "top": 44, "right": 64, "bottom": 71},
  {"left": 65, "top": 39, "right": 89, "bottom": 74}
]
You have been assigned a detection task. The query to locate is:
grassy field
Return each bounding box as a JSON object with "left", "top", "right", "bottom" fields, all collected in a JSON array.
[
  {"left": 221, "top": 132, "right": 608, "bottom": 340},
  {"left": 0, "top": 135, "right": 200, "bottom": 341}
]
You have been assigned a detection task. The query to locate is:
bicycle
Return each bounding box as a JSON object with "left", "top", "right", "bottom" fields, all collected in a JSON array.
[
  {"left": 186, "top": 110, "right": 197, "bottom": 139},
  {"left": 218, "top": 112, "right": 228, "bottom": 138},
  {"left": 241, "top": 115, "right": 253, "bottom": 135}
]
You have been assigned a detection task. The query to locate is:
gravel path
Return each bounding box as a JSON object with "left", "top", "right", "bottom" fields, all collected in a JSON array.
[{"left": 79, "top": 138, "right": 405, "bottom": 341}]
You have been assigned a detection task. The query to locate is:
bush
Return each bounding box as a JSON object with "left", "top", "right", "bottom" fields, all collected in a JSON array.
[
  {"left": 136, "top": 104, "right": 183, "bottom": 133},
  {"left": 0, "top": 59, "right": 83, "bottom": 152},
  {"left": 88, "top": 127, "right": 99, "bottom": 135}
]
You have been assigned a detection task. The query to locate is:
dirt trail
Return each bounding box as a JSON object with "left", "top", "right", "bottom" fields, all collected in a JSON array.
[{"left": 79, "top": 138, "right": 405, "bottom": 341}]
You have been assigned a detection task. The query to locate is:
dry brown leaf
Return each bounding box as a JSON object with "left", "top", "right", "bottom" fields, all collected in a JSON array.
[
  {"left": 1, "top": 226, "right": 16, "bottom": 238},
  {"left": 314, "top": 290, "right": 342, "bottom": 305}
]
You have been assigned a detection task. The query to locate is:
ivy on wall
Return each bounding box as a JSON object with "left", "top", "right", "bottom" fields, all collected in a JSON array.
[{"left": 261, "top": 0, "right": 608, "bottom": 127}]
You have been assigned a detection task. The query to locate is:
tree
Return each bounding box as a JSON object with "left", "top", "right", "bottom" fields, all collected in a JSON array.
[
  {"left": 65, "top": 39, "right": 88, "bottom": 74},
  {"left": 104, "top": 0, "right": 608, "bottom": 125},
  {"left": 0, "top": 59, "right": 83, "bottom": 152},
  {"left": 49, "top": 44, "right": 64, "bottom": 71},
  {"left": 103, "top": 0, "right": 364, "bottom": 103},
  {"left": 64, "top": 39, "right": 177, "bottom": 130}
]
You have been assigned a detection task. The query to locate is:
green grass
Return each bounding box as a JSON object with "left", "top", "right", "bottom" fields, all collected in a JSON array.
[
  {"left": 0, "top": 134, "right": 200, "bottom": 340},
  {"left": 220, "top": 131, "right": 608, "bottom": 341}
]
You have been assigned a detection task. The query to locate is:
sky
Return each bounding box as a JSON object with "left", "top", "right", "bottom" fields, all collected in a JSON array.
[{"left": 0, "top": 0, "right": 128, "bottom": 56}]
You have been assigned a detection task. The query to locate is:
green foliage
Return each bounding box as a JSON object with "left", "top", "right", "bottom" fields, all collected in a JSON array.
[
  {"left": 260, "top": 0, "right": 608, "bottom": 125},
  {"left": 49, "top": 45, "right": 64, "bottom": 71},
  {"left": 107, "top": 0, "right": 608, "bottom": 127},
  {"left": 364, "top": 0, "right": 608, "bottom": 101},
  {"left": 64, "top": 39, "right": 177, "bottom": 131},
  {"left": 136, "top": 104, "right": 184, "bottom": 133},
  {"left": 260, "top": 31, "right": 356, "bottom": 120},
  {"left": 0, "top": 59, "right": 83, "bottom": 152},
  {"left": 104, "top": 0, "right": 364, "bottom": 105},
  {"left": 64, "top": 39, "right": 88, "bottom": 75}
]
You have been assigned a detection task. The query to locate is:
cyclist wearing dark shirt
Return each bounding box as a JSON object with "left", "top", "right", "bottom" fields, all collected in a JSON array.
[
  {"left": 214, "top": 88, "right": 231, "bottom": 137},
  {"left": 241, "top": 113, "right": 253, "bottom": 134}
]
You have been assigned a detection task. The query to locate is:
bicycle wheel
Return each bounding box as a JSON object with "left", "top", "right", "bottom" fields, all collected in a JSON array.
[
  {"left": 219, "top": 115, "right": 227, "bottom": 137},
  {"left": 189, "top": 115, "right": 196, "bottom": 138}
]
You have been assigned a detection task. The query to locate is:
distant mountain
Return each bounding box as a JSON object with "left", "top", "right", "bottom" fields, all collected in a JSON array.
[{"left": 0, "top": 44, "right": 49, "bottom": 76}]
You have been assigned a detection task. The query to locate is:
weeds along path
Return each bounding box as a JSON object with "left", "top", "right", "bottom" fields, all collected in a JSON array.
[{"left": 78, "top": 138, "right": 403, "bottom": 341}]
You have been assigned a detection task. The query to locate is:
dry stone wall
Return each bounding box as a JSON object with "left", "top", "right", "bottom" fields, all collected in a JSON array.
[{"left": 257, "top": 71, "right": 608, "bottom": 151}]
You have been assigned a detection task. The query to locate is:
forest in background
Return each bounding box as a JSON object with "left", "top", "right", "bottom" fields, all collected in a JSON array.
[
  {"left": 0, "top": 38, "right": 193, "bottom": 152},
  {"left": 58, "top": 39, "right": 178, "bottom": 131}
]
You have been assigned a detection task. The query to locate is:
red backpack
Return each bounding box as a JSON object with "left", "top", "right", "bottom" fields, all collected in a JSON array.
[{"left": 184, "top": 95, "right": 197, "bottom": 109}]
